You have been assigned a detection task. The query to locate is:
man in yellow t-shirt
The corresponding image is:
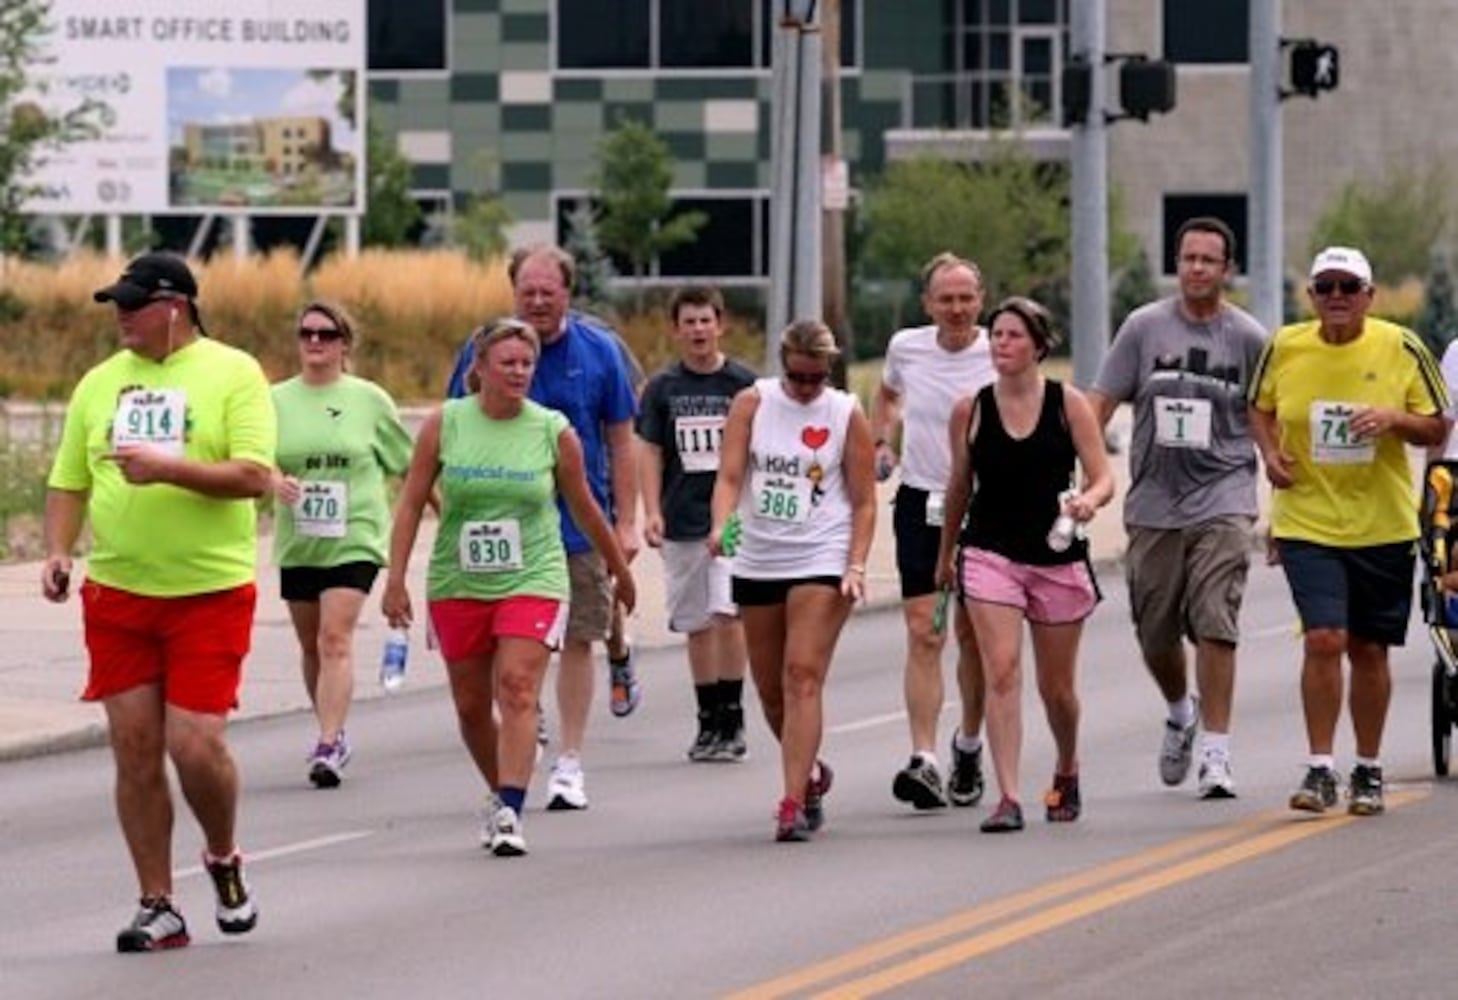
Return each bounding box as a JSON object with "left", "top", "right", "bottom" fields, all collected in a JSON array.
[
  {"left": 41, "top": 253, "right": 276, "bottom": 953},
  {"left": 1249, "top": 246, "right": 1448, "bottom": 819}
]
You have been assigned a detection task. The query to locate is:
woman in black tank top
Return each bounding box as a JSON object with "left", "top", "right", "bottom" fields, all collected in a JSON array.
[{"left": 933, "top": 298, "right": 1115, "bottom": 833}]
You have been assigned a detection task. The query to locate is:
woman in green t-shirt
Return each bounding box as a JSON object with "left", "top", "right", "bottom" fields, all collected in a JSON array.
[
  {"left": 383, "top": 319, "right": 635, "bottom": 856},
  {"left": 271, "top": 301, "right": 413, "bottom": 790}
]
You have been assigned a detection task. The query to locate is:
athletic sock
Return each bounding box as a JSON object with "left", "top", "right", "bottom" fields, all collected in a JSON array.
[{"left": 499, "top": 786, "right": 526, "bottom": 815}]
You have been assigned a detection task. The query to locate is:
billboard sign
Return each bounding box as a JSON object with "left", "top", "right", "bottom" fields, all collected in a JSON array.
[{"left": 24, "top": 0, "right": 365, "bottom": 215}]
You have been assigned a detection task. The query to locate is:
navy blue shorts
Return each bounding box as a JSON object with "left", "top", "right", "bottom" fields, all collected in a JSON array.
[
  {"left": 893, "top": 484, "right": 943, "bottom": 599},
  {"left": 1275, "top": 539, "right": 1416, "bottom": 646},
  {"left": 279, "top": 561, "right": 381, "bottom": 603}
]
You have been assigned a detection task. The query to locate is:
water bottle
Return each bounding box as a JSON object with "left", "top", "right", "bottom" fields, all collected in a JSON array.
[
  {"left": 1046, "top": 489, "right": 1079, "bottom": 553},
  {"left": 720, "top": 511, "right": 743, "bottom": 558},
  {"left": 380, "top": 627, "right": 409, "bottom": 692},
  {"left": 932, "top": 587, "right": 951, "bottom": 635}
]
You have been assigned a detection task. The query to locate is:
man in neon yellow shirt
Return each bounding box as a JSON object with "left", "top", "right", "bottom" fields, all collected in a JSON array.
[
  {"left": 41, "top": 253, "right": 276, "bottom": 952},
  {"left": 1249, "top": 246, "right": 1448, "bottom": 818}
]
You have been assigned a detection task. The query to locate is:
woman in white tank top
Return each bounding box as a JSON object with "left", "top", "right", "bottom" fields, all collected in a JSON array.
[{"left": 709, "top": 321, "right": 877, "bottom": 842}]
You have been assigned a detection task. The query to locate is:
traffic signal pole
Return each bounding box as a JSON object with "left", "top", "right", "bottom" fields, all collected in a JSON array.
[
  {"left": 1249, "top": 0, "right": 1283, "bottom": 330},
  {"left": 1069, "top": 0, "right": 1108, "bottom": 389}
]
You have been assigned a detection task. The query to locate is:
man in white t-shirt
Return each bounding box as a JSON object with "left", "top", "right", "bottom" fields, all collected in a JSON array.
[{"left": 872, "top": 252, "right": 997, "bottom": 810}]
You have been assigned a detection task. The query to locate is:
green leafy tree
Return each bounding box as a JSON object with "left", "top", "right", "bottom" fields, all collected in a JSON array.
[
  {"left": 360, "top": 111, "right": 419, "bottom": 247},
  {"left": 1306, "top": 165, "right": 1450, "bottom": 283},
  {"left": 563, "top": 198, "right": 617, "bottom": 314},
  {"left": 449, "top": 150, "right": 513, "bottom": 262},
  {"left": 1111, "top": 246, "right": 1158, "bottom": 330},
  {"left": 0, "top": 0, "right": 103, "bottom": 257},
  {"left": 592, "top": 118, "right": 706, "bottom": 304},
  {"left": 856, "top": 145, "right": 1136, "bottom": 350},
  {"left": 1419, "top": 248, "right": 1458, "bottom": 358}
]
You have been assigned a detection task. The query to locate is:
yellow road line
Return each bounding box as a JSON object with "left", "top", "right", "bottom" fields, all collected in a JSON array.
[
  {"left": 814, "top": 790, "right": 1425, "bottom": 999},
  {"left": 728, "top": 791, "right": 1426, "bottom": 1000}
]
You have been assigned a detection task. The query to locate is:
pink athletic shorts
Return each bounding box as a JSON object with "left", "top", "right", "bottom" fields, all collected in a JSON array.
[
  {"left": 959, "top": 547, "right": 1098, "bottom": 625},
  {"left": 427, "top": 595, "right": 569, "bottom": 662}
]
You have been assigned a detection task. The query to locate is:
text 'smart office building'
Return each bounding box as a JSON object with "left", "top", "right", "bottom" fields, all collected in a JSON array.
[{"left": 368, "top": 0, "right": 1458, "bottom": 286}]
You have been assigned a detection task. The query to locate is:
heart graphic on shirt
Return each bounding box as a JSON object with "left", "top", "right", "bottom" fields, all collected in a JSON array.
[{"left": 801, "top": 426, "right": 830, "bottom": 450}]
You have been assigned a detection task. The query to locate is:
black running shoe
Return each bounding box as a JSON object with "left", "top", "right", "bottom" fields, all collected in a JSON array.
[
  {"left": 204, "top": 851, "right": 258, "bottom": 934},
  {"left": 892, "top": 755, "right": 949, "bottom": 810},
  {"left": 1348, "top": 764, "right": 1385, "bottom": 816},
  {"left": 948, "top": 737, "right": 986, "bottom": 807},
  {"left": 1289, "top": 765, "right": 1339, "bottom": 813}
]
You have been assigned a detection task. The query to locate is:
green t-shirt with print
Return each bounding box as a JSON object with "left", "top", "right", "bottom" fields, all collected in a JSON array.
[
  {"left": 428, "top": 398, "right": 570, "bottom": 602},
  {"left": 271, "top": 374, "right": 414, "bottom": 569}
]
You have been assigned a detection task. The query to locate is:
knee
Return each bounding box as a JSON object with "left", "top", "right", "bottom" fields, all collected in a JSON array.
[
  {"left": 986, "top": 660, "right": 1022, "bottom": 698},
  {"left": 1304, "top": 629, "right": 1347, "bottom": 659},
  {"left": 496, "top": 669, "right": 538, "bottom": 716},
  {"left": 453, "top": 689, "right": 493, "bottom": 729},
  {"left": 316, "top": 626, "right": 353, "bottom": 663},
  {"left": 166, "top": 721, "right": 226, "bottom": 773},
  {"left": 112, "top": 726, "right": 167, "bottom": 781},
  {"left": 907, "top": 622, "right": 944, "bottom": 660},
  {"left": 783, "top": 659, "right": 824, "bottom": 701}
]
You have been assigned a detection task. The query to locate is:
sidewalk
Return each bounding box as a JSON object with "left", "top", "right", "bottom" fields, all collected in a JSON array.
[{"left": 0, "top": 411, "right": 1134, "bottom": 761}]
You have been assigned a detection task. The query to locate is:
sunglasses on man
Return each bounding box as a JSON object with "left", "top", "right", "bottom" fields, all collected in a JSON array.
[{"left": 1311, "top": 277, "right": 1366, "bottom": 297}]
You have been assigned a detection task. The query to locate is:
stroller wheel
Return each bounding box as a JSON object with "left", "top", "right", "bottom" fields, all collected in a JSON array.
[{"left": 1433, "top": 660, "right": 1452, "bottom": 777}]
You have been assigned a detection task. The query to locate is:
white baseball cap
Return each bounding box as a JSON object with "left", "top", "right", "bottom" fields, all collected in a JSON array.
[{"left": 1309, "top": 246, "right": 1372, "bottom": 284}]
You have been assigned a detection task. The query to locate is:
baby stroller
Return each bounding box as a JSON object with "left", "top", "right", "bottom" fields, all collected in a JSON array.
[{"left": 1419, "top": 459, "right": 1458, "bottom": 775}]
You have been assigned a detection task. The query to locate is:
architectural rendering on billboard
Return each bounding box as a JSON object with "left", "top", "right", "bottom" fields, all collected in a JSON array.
[{"left": 24, "top": 0, "right": 365, "bottom": 216}]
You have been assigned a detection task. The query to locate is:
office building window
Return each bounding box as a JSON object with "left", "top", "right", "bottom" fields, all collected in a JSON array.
[
  {"left": 369, "top": 0, "right": 447, "bottom": 72},
  {"left": 917, "top": 0, "right": 1069, "bottom": 128},
  {"left": 1163, "top": 194, "right": 1248, "bottom": 274},
  {"left": 1163, "top": 0, "right": 1249, "bottom": 64},
  {"left": 558, "top": 1, "right": 857, "bottom": 70}
]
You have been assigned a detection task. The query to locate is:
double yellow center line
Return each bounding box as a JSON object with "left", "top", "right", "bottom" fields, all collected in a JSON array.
[{"left": 728, "top": 789, "right": 1425, "bottom": 999}]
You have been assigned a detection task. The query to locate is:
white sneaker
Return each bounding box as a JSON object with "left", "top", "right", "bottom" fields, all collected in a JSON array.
[
  {"left": 479, "top": 793, "right": 504, "bottom": 848},
  {"left": 546, "top": 758, "right": 588, "bottom": 811},
  {"left": 1197, "top": 752, "right": 1237, "bottom": 800},
  {"left": 489, "top": 805, "right": 527, "bottom": 857},
  {"left": 1159, "top": 696, "right": 1200, "bottom": 786}
]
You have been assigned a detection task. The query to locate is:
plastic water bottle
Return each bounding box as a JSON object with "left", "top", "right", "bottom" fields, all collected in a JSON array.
[
  {"left": 1046, "top": 489, "right": 1079, "bottom": 553},
  {"left": 380, "top": 627, "right": 409, "bottom": 692},
  {"left": 720, "top": 512, "right": 743, "bottom": 558},
  {"left": 931, "top": 587, "right": 951, "bottom": 635}
]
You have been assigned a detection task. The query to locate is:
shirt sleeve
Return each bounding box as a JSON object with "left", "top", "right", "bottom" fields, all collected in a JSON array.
[
  {"left": 373, "top": 385, "right": 415, "bottom": 476},
  {"left": 1441, "top": 341, "right": 1458, "bottom": 418},
  {"left": 600, "top": 336, "right": 638, "bottom": 425},
  {"left": 1405, "top": 329, "right": 1448, "bottom": 416},
  {"left": 47, "top": 379, "right": 95, "bottom": 492},
  {"left": 635, "top": 374, "right": 667, "bottom": 444},
  {"left": 1092, "top": 312, "right": 1142, "bottom": 401},
  {"left": 446, "top": 338, "right": 475, "bottom": 399},
  {"left": 1248, "top": 335, "right": 1280, "bottom": 410},
  {"left": 226, "top": 359, "right": 277, "bottom": 467},
  {"left": 882, "top": 335, "right": 904, "bottom": 394}
]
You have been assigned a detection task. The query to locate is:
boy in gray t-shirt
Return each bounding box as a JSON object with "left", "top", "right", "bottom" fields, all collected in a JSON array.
[{"left": 1089, "top": 216, "right": 1267, "bottom": 801}]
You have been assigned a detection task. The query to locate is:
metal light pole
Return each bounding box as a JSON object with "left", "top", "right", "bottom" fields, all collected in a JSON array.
[
  {"left": 1069, "top": 0, "right": 1108, "bottom": 389},
  {"left": 1249, "top": 0, "right": 1283, "bottom": 330},
  {"left": 767, "top": 0, "right": 823, "bottom": 374},
  {"left": 821, "top": 0, "right": 851, "bottom": 382}
]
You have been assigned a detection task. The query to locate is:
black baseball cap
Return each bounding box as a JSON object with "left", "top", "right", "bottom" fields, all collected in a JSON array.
[{"left": 94, "top": 253, "right": 199, "bottom": 309}]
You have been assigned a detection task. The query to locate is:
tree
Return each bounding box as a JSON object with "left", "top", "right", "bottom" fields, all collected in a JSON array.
[
  {"left": 452, "top": 193, "right": 513, "bottom": 262},
  {"left": 563, "top": 198, "right": 617, "bottom": 314},
  {"left": 857, "top": 145, "right": 1137, "bottom": 343},
  {"left": 360, "top": 111, "right": 419, "bottom": 247},
  {"left": 591, "top": 118, "right": 706, "bottom": 302},
  {"left": 1419, "top": 248, "right": 1458, "bottom": 358},
  {"left": 0, "top": 0, "right": 102, "bottom": 257},
  {"left": 1111, "top": 246, "right": 1157, "bottom": 331},
  {"left": 1306, "top": 165, "right": 1450, "bottom": 283}
]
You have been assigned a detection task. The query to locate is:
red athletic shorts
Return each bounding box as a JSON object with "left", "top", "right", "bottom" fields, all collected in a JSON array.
[
  {"left": 80, "top": 580, "right": 256, "bottom": 714},
  {"left": 428, "top": 595, "right": 569, "bottom": 662}
]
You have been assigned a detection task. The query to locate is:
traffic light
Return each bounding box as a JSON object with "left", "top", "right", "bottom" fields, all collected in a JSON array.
[
  {"left": 1290, "top": 42, "right": 1339, "bottom": 97},
  {"left": 1062, "top": 59, "right": 1092, "bottom": 126},
  {"left": 1119, "top": 59, "right": 1177, "bottom": 121}
]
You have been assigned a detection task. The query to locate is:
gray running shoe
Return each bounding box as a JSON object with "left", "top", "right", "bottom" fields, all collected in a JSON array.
[
  {"left": 1160, "top": 698, "right": 1200, "bottom": 786},
  {"left": 892, "top": 755, "right": 949, "bottom": 810},
  {"left": 1197, "top": 751, "right": 1237, "bottom": 800},
  {"left": 489, "top": 805, "right": 528, "bottom": 856},
  {"left": 1289, "top": 765, "right": 1340, "bottom": 813},
  {"left": 687, "top": 714, "right": 718, "bottom": 762},
  {"left": 1347, "top": 764, "right": 1385, "bottom": 816}
]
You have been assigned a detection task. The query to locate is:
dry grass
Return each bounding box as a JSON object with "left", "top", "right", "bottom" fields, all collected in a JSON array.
[{"left": 0, "top": 250, "right": 516, "bottom": 401}]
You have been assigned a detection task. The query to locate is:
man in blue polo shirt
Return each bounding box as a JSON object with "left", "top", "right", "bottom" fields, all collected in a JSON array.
[{"left": 448, "top": 244, "right": 640, "bottom": 810}]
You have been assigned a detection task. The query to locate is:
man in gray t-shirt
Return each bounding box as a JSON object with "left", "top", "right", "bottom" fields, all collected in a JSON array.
[{"left": 1089, "top": 216, "right": 1267, "bottom": 801}]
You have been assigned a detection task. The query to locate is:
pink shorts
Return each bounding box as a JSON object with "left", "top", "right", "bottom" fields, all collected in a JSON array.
[
  {"left": 959, "top": 547, "right": 1098, "bottom": 625},
  {"left": 428, "top": 596, "right": 569, "bottom": 662}
]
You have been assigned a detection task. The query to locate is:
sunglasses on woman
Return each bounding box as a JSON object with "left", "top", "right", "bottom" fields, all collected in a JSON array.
[
  {"left": 784, "top": 370, "right": 830, "bottom": 386},
  {"left": 298, "top": 326, "right": 345, "bottom": 342}
]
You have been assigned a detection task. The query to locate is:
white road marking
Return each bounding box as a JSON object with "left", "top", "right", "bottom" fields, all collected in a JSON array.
[{"left": 175, "top": 830, "right": 373, "bottom": 879}]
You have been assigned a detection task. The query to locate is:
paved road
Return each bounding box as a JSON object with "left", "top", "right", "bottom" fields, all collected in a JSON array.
[{"left": 5, "top": 564, "right": 1458, "bottom": 998}]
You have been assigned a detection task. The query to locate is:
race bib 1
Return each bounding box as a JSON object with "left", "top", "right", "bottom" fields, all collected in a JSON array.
[
  {"left": 750, "top": 471, "right": 811, "bottom": 524},
  {"left": 676, "top": 415, "right": 725, "bottom": 473},
  {"left": 1153, "top": 396, "right": 1212, "bottom": 450},
  {"left": 1309, "top": 400, "right": 1374, "bottom": 465},
  {"left": 294, "top": 480, "right": 348, "bottom": 539},
  {"left": 112, "top": 389, "right": 186, "bottom": 456},
  {"left": 459, "top": 519, "right": 524, "bottom": 573},
  {"left": 925, "top": 490, "right": 946, "bottom": 527}
]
